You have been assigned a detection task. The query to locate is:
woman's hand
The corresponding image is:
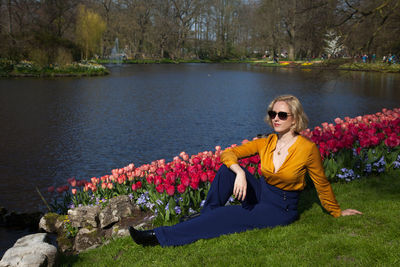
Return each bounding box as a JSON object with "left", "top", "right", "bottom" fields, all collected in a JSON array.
[
  {"left": 341, "top": 209, "right": 363, "bottom": 216},
  {"left": 230, "top": 164, "right": 247, "bottom": 201}
]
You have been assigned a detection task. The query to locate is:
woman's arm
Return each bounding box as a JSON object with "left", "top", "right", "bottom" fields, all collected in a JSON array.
[
  {"left": 220, "top": 138, "right": 263, "bottom": 168},
  {"left": 220, "top": 138, "right": 264, "bottom": 201},
  {"left": 307, "top": 143, "right": 362, "bottom": 217}
]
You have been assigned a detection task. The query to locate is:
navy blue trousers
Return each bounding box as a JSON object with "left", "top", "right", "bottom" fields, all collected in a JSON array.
[{"left": 154, "top": 164, "right": 299, "bottom": 246}]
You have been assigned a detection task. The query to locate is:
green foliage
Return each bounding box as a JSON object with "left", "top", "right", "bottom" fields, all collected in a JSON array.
[
  {"left": 29, "top": 49, "right": 49, "bottom": 67},
  {"left": 324, "top": 145, "right": 400, "bottom": 182},
  {"left": 63, "top": 216, "right": 79, "bottom": 238},
  {"left": 57, "top": 174, "right": 400, "bottom": 266},
  {"left": 0, "top": 60, "right": 109, "bottom": 77},
  {"left": 76, "top": 5, "right": 107, "bottom": 60},
  {"left": 0, "top": 59, "right": 14, "bottom": 75},
  {"left": 55, "top": 47, "right": 74, "bottom": 66},
  {"left": 339, "top": 62, "right": 400, "bottom": 73}
]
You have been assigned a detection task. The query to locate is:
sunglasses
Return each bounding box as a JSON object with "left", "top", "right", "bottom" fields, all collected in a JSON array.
[{"left": 268, "top": 110, "right": 292, "bottom": 120}]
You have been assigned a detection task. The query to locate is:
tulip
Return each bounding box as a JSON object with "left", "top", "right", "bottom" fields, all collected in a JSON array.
[
  {"left": 156, "top": 184, "right": 164, "bottom": 194},
  {"left": 71, "top": 189, "right": 77, "bottom": 195},
  {"left": 48, "top": 186, "right": 55, "bottom": 193},
  {"left": 156, "top": 168, "right": 164, "bottom": 176},
  {"left": 177, "top": 183, "right": 186, "bottom": 194},
  {"left": 166, "top": 185, "right": 175, "bottom": 196}
]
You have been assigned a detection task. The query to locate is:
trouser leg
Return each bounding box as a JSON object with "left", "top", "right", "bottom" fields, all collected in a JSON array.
[
  {"left": 201, "top": 164, "right": 261, "bottom": 213},
  {"left": 154, "top": 199, "right": 296, "bottom": 247}
]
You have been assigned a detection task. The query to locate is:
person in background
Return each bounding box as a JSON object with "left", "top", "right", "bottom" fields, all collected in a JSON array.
[{"left": 129, "top": 94, "right": 362, "bottom": 247}]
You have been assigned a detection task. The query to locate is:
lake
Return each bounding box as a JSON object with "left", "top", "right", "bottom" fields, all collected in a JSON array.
[{"left": 1, "top": 63, "right": 400, "bottom": 214}]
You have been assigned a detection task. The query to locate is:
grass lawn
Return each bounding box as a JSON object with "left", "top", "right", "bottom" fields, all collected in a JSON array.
[{"left": 59, "top": 173, "right": 400, "bottom": 266}]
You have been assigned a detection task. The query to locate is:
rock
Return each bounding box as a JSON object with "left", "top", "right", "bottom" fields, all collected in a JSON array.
[
  {"left": 73, "top": 228, "right": 102, "bottom": 253},
  {"left": 68, "top": 205, "right": 100, "bottom": 228},
  {"left": 39, "top": 213, "right": 64, "bottom": 233},
  {"left": 99, "top": 195, "right": 140, "bottom": 229},
  {"left": 36, "top": 195, "right": 154, "bottom": 255},
  {"left": 0, "top": 233, "right": 57, "bottom": 267}
]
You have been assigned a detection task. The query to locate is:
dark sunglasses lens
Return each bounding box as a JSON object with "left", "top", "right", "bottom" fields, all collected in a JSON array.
[
  {"left": 278, "top": 112, "right": 288, "bottom": 120},
  {"left": 268, "top": 111, "right": 276, "bottom": 119}
]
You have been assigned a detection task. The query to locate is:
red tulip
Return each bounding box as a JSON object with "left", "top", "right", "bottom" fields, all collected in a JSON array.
[
  {"left": 200, "top": 172, "right": 208, "bottom": 182},
  {"left": 156, "top": 184, "right": 164, "bottom": 194},
  {"left": 181, "top": 175, "right": 190, "bottom": 187},
  {"left": 190, "top": 180, "right": 199, "bottom": 190},
  {"left": 166, "top": 185, "right": 175, "bottom": 196},
  {"left": 177, "top": 184, "right": 186, "bottom": 193},
  {"left": 385, "top": 133, "right": 400, "bottom": 147}
]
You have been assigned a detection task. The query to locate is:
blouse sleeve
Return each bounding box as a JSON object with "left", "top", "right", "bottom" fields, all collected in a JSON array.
[
  {"left": 220, "top": 139, "right": 262, "bottom": 168},
  {"left": 306, "top": 143, "right": 342, "bottom": 217}
]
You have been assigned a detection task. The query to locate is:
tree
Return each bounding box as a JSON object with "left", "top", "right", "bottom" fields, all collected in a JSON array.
[
  {"left": 325, "top": 30, "right": 344, "bottom": 55},
  {"left": 75, "top": 4, "right": 106, "bottom": 59}
]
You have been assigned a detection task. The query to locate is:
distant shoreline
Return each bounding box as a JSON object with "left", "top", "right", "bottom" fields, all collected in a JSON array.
[
  {"left": 254, "top": 60, "right": 400, "bottom": 73},
  {"left": 2, "top": 59, "right": 399, "bottom": 77},
  {"left": 0, "top": 61, "right": 109, "bottom": 78}
]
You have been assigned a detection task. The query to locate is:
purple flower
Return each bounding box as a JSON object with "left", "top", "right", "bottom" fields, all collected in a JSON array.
[{"left": 174, "top": 206, "right": 181, "bottom": 215}]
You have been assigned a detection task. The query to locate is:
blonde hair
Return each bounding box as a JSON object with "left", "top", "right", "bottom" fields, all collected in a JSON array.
[{"left": 264, "top": 95, "right": 309, "bottom": 133}]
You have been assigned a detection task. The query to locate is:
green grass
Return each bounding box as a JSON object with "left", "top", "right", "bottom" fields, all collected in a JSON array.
[
  {"left": 339, "top": 62, "right": 400, "bottom": 73},
  {"left": 58, "top": 173, "right": 400, "bottom": 266}
]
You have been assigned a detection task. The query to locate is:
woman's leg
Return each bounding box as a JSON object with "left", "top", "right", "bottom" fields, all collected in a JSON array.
[
  {"left": 154, "top": 165, "right": 276, "bottom": 246},
  {"left": 201, "top": 164, "right": 261, "bottom": 214},
  {"left": 154, "top": 199, "right": 297, "bottom": 247}
]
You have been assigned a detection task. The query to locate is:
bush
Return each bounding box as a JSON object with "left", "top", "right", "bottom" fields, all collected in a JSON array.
[
  {"left": 0, "top": 58, "right": 14, "bottom": 75},
  {"left": 55, "top": 48, "right": 73, "bottom": 66},
  {"left": 29, "top": 49, "right": 49, "bottom": 67}
]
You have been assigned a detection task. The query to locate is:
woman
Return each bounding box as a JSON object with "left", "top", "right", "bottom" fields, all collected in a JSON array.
[{"left": 129, "top": 95, "right": 362, "bottom": 247}]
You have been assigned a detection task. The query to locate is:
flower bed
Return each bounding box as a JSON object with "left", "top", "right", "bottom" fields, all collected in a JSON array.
[
  {"left": 0, "top": 59, "right": 109, "bottom": 77},
  {"left": 49, "top": 108, "right": 400, "bottom": 224}
]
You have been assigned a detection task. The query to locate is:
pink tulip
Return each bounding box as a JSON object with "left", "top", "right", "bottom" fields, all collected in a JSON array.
[{"left": 71, "top": 189, "right": 77, "bottom": 195}]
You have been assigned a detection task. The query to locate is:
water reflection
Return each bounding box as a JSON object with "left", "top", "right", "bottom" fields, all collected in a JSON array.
[{"left": 0, "top": 64, "right": 399, "bottom": 214}]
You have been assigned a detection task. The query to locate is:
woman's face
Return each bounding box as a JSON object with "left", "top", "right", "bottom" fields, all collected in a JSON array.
[{"left": 270, "top": 101, "right": 295, "bottom": 134}]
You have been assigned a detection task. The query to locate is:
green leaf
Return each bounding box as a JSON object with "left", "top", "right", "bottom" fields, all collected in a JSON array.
[
  {"left": 165, "top": 210, "right": 170, "bottom": 222},
  {"left": 168, "top": 197, "right": 176, "bottom": 214}
]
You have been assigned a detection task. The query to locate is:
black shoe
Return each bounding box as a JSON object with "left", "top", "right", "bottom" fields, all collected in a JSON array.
[{"left": 129, "top": 226, "right": 159, "bottom": 246}]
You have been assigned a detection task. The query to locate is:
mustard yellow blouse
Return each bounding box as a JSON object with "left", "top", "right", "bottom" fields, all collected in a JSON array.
[{"left": 220, "top": 134, "right": 341, "bottom": 217}]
